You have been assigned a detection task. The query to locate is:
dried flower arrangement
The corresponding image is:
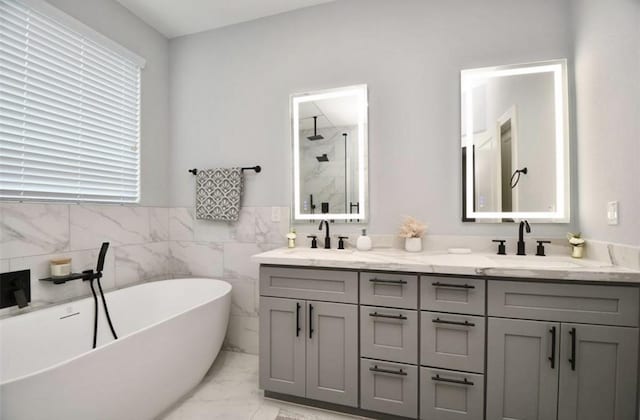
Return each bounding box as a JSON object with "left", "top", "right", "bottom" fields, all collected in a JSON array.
[
  {"left": 399, "top": 216, "right": 427, "bottom": 238},
  {"left": 566, "top": 232, "right": 585, "bottom": 247}
]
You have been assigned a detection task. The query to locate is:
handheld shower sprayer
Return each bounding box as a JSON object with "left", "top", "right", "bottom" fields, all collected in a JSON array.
[{"left": 84, "top": 242, "right": 118, "bottom": 349}]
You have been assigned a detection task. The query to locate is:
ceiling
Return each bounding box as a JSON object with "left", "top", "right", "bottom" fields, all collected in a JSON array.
[{"left": 115, "top": 0, "right": 337, "bottom": 38}]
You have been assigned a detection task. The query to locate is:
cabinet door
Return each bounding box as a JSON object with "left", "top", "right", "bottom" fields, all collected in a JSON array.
[
  {"left": 259, "top": 297, "right": 306, "bottom": 397},
  {"left": 306, "top": 302, "right": 358, "bottom": 407},
  {"left": 487, "top": 318, "right": 560, "bottom": 420},
  {"left": 558, "top": 324, "right": 639, "bottom": 420}
]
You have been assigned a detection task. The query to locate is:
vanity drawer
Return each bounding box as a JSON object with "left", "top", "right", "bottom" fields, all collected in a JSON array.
[
  {"left": 360, "top": 359, "right": 418, "bottom": 419},
  {"left": 420, "top": 312, "right": 485, "bottom": 373},
  {"left": 360, "top": 306, "right": 418, "bottom": 364},
  {"left": 259, "top": 266, "right": 358, "bottom": 303},
  {"left": 360, "top": 272, "right": 418, "bottom": 309},
  {"left": 420, "top": 368, "right": 484, "bottom": 420},
  {"left": 488, "top": 280, "right": 640, "bottom": 327},
  {"left": 421, "top": 276, "right": 485, "bottom": 315}
]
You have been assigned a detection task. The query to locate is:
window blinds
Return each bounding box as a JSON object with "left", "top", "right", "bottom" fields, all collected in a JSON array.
[{"left": 0, "top": 0, "right": 142, "bottom": 203}]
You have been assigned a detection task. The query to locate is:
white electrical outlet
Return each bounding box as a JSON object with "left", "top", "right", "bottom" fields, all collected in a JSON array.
[
  {"left": 271, "top": 207, "right": 281, "bottom": 223},
  {"left": 607, "top": 201, "right": 619, "bottom": 225}
]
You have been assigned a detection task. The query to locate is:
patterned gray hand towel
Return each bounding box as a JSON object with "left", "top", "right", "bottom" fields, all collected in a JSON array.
[{"left": 195, "top": 168, "right": 244, "bottom": 221}]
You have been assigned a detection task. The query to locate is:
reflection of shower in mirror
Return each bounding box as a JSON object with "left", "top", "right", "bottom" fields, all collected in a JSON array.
[
  {"left": 292, "top": 84, "right": 368, "bottom": 222},
  {"left": 307, "top": 116, "right": 325, "bottom": 140}
]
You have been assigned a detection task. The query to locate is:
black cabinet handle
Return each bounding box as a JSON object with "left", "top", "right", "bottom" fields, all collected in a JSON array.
[
  {"left": 432, "top": 318, "right": 475, "bottom": 327},
  {"left": 369, "top": 312, "right": 408, "bottom": 320},
  {"left": 370, "top": 365, "right": 407, "bottom": 376},
  {"left": 432, "top": 282, "right": 475, "bottom": 289},
  {"left": 548, "top": 326, "right": 556, "bottom": 369},
  {"left": 308, "top": 303, "right": 314, "bottom": 339},
  {"left": 369, "top": 278, "right": 407, "bottom": 285},
  {"left": 431, "top": 374, "right": 474, "bottom": 386},
  {"left": 568, "top": 327, "right": 576, "bottom": 370},
  {"left": 295, "top": 302, "right": 301, "bottom": 337}
]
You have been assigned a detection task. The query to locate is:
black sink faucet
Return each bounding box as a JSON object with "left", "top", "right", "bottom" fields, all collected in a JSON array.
[
  {"left": 517, "top": 220, "right": 531, "bottom": 255},
  {"left": 318, "top": 220, "right": 331, "bottom": 249}
]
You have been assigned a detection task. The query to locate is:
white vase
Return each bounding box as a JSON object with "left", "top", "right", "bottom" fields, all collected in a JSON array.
[
  {"left": 571, "top": 245, "right": 584, "bottom": 259},
  {"left": 405, "top": 237, "right": 422, "bottom": 252}
]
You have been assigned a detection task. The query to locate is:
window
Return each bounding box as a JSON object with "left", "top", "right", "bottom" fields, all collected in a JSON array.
[{"left": 0, "top": 0, "right": 144, "bottom": 203}]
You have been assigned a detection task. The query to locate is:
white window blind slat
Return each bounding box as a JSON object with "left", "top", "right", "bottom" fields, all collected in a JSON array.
[
  {"left": 0, "top": 134, "right": 139, "bottom": 166},
  {"left": 0, "top": 40, "right": 140, "bottom": 100},
  {"left": 1, "top": 154, "right": 139, "bottom": 178},
  {"left": 0, "top": 62, "right": 140, "bottom": 117},
  {"left": 1, "top": 114, "right": 139, "bottom": 150},
  {"left": 0, "top": 0, "right": 141, "bottom": 203},
  {"left": 2, "top": 118, "right": 137, "bottom": 154},
  {"left": 2, "top": 99, "right": 139, "bottom": 144},
  {"left": 1, "top": 143, "right": 138, "bottom": 173},
  {"left": 1, "top": 162, "right": 139, "bottom": 184},
  {"left": 1, "top": 80, "right": 138, "bottom": 127},
  {"left": 2, "top": 94, "right": 139, "bottom": 136}
]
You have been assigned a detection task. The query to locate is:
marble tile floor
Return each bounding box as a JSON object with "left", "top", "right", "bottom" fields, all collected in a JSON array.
[{"left": 159, "top": 351, "right": 370, "bottom": 420}]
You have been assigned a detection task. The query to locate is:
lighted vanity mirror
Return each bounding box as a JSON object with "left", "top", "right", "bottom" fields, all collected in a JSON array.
[
  {"left": 461, "top": 59, "right": 570, "bottom": 223},
  {"left": 292, "top": 85, "right": 368, "bottom": 222}
]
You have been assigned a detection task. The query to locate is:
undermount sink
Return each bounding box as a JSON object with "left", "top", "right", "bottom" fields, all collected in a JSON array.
[{"left": 488, "top": 255, "right": 583, "bottom": 269}]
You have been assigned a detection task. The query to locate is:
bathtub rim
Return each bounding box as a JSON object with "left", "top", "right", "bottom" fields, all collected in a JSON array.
[{"left": 0, "top": 277, "right": 232, "bottom": 387}]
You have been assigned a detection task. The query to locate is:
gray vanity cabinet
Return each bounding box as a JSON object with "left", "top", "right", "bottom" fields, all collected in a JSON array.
[
  {"left": 259, "top": 297, "right": 306, "bottom": 397},
  {"left": 259, "top": 266, "right": 640, "bottom": 420},
  {"left": 306, "top": 301, "right": 358, "bottom": 407},
  {"left": 557, "top": 323, "right": 638, "bottom": 420},
  {"left": 487, "top": 318, "right": 560, "bottom": 420},
  {"left": 259, "top": 267, "right": 359, "bottom": 408},
  {"left": 487, "top": 280, "right": 640, "bottom": 420}
]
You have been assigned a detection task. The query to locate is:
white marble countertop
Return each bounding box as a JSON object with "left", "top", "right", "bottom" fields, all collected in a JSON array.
[{"left": 252, "top": 247, "right": 640, "bottom": 284}]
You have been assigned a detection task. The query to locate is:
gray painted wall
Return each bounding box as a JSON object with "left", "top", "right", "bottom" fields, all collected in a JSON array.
[
  {"left": 47, "top": 0, "right": 171, "bottom": 206},
  {"left": 169, "top": 0, "right": 576, "bottom": 236},
  {"left": 572, "top": 0, "right": 640, "bottom": 246}
]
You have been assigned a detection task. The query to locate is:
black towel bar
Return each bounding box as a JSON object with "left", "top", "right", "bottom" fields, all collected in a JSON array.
[{"left": 188, "top": 166, "right": 261, "bottom": 175}]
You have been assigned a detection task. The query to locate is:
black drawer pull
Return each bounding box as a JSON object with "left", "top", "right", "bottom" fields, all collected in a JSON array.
[
  {"left": 568, "top": 327, "right": 576, "bottom": 371},
  {"left": 369, "top": 312, "right": 408, "bottom": 320},
  {"left": 431, "top": 374, "right": 474, "bottom": 386},
  {"left": 549, "top": 326, "right": 556, "bottom": 369},
  {"left": 432, "top": 318, "right": 475, "bottom": 327},
  {"left": 432, "top": 282, "right": 475, "bottom": 289},
  {"left": 309, "top": 304, "right": 314, "bottom": 339},
  {"left": 295, "top": 302, "right": 301, "bottom": 337},
  {"left": 369, "top": 278, "right": 408, "bottom": 285},
  {"left": 370, "top": 365, "right": 408, "bottom": 376}
]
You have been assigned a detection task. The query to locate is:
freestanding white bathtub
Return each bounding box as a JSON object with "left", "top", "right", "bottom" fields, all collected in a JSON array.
[{"left": 0, "top": 278, "right": 231, "bottom": 420}]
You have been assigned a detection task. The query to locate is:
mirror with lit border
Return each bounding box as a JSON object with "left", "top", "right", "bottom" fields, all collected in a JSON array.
[
  {"left": 461, "top": 59, "right": 570, "bottom": 223},
  {"left": 291, "top": 85, "right": 368, "bottom": 223}
]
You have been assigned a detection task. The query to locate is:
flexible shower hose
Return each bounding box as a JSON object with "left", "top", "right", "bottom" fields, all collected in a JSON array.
[{"left": 89, "top": 242, "right": 118, "bottom": 349}]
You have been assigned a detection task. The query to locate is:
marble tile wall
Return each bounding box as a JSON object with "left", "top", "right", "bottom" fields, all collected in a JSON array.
[
  {"left": 0, "top": 203, "right": 171, "bottom": 317},
  {"left": 0, "top": 203, "right": 289, "bottom": 355},
  {"left": 168, "top": 206, "right": 289, "bottom": 354}
]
